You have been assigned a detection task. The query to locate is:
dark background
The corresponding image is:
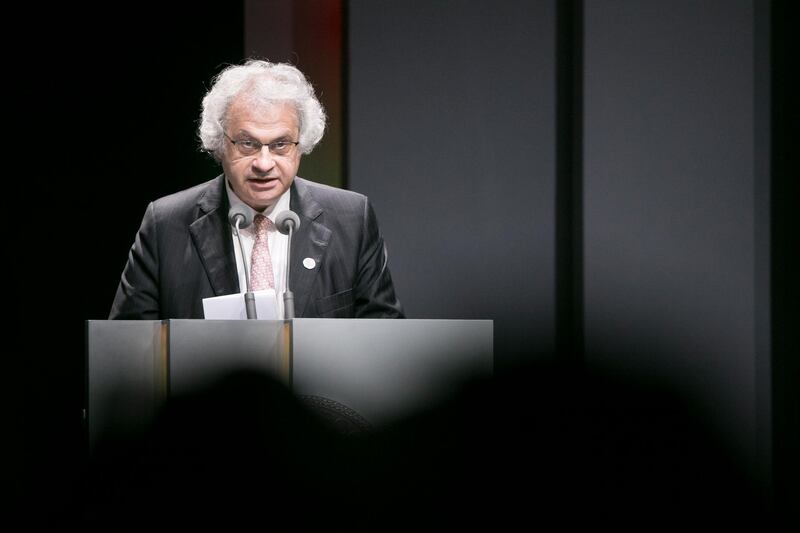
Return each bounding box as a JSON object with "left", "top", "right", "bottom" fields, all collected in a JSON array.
[{"left": 12, "top": 0, "right": 796, "bottom": 525}]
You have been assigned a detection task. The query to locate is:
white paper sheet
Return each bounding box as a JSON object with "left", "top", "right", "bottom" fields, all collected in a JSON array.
[{"left": 202, "top": 290, "right": 279, "bottom": 320}]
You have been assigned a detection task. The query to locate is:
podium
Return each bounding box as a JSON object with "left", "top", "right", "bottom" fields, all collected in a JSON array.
[{"left": 86, "top": 319, "right": 493, "bottom": 445}]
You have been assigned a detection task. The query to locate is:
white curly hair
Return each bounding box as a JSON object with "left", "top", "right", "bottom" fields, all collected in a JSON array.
[{"left": 199, "top": 59, "right": 327, "bottom": 159}]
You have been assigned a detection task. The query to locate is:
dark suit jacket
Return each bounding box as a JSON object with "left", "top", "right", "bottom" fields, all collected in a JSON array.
[{"left": 109, "top": 175, "right": 404, "bottom": 319}]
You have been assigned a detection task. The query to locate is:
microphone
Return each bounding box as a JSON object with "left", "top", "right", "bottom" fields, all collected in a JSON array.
[
  {"left": 228, "top": 205, "right": 254, "bottom": 230},
  {"left": 275, "top": 210, "right": 300, "bottom": 234},
  {"left": 228, "top": 206, "right": 257, "bottom": 319},
  {"left": 275, "top": 210, "right": 301, "bottom": 319}
]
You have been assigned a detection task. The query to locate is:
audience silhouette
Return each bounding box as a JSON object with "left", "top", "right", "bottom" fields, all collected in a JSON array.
[{"left": 72, "top": 350, "right": 767, "bottom": 528}]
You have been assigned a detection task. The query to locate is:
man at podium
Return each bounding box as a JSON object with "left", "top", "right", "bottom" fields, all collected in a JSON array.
[{"left": 109, "top": 60, "right": 403, "bottom": 320}]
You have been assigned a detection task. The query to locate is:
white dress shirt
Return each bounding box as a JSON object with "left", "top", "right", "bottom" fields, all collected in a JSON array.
[{"left": 226, "top": 179, "right": 291, "bottom": 319}]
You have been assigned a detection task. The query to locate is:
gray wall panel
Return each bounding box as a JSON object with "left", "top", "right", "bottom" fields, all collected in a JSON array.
[
  {"left": 583, "top": 0, "right": 768, "bottom": 474},
  {"left": 348, "top": 0, "right": 557, "bottom": 365}
]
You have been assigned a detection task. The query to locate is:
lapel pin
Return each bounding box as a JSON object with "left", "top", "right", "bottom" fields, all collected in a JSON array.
[{"left": 303, "top": 258, "right": 316, "bottom": 270}]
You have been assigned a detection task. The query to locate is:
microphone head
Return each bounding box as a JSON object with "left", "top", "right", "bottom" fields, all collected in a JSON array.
[
  {"left": 275, "top": 210, "right": 301, "bottom": 234},
  {"left": 228, "top": 205, "right": 253, "bottom": 229}
]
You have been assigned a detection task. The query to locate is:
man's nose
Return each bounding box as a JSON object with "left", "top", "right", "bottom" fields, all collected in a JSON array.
[{"left": 251, "top": 147, "right": 276, "bottom": 173}]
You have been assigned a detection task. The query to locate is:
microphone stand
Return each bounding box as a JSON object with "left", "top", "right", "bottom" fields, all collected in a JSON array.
[
  {"left": 275, "top": 210, "right": 301, "bottom": 320},
  {"left": 283, "top": 222, "right": 295, "bottom": 319},
  {"left": 234, "top": 217, "right": 258, "bottom": 319}
]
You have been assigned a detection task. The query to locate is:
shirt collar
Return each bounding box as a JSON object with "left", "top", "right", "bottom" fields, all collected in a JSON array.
[{"left": 225, "top": 178, "right": 292, "bottom": 226}]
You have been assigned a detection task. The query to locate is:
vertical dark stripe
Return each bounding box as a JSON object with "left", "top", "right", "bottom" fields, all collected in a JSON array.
[
  {"left": 341, "top": 0, "right": 350, "bottom": 190},
  {"left": 555, "top": 0, "right": 584, "bottom": 364},
  {"left": 754, "top": 0, "right": 773, "bottom": 507},
  {"left": 770, "top": 0, "right": 799, "bottom": 522}
]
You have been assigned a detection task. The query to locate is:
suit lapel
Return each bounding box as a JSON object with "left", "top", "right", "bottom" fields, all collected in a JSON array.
[
  {"left": 290, "top": 178, "right": 331, "bottom": 317},
  {"left": 189, "top": 175, "right": 240, "bottom": 296}
]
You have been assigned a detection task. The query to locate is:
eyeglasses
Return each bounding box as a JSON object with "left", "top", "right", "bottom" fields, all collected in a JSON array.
[{"left": 223, "top": 132, "right": 299, "bottom": 157}]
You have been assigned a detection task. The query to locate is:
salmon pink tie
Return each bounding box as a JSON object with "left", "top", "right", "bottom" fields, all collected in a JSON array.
[{"left": 250, "top": 214, "right": 275, "bottom": 290}]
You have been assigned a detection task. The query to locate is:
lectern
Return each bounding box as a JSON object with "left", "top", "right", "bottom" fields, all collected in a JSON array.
[{"left": 86, "top": 319, "right": 493, "bottom": 445}]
